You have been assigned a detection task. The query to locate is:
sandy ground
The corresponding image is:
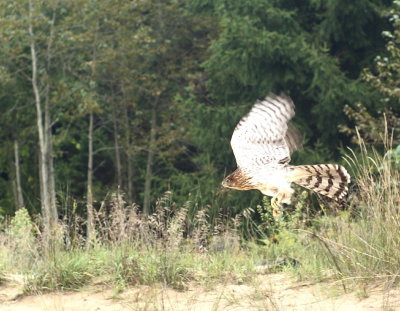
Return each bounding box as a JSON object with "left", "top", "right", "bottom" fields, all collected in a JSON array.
[{"left": 1, "top": 273, "right": 400, "bottom": 311}]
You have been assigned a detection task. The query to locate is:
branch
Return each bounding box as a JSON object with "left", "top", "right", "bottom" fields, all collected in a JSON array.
[{"left": 92, "top": 146, "right": 121, "bottom": 155}]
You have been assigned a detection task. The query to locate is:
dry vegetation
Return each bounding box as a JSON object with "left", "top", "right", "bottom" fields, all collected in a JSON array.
[
  {"left": 1, "top": 132, "right": 399, "bottom": 306},
  {"left": 0, "top": 191, "right": 261, "bottom": 294},
  {"left": 264, "top": 130, "right": 400, "bottom": 291}
]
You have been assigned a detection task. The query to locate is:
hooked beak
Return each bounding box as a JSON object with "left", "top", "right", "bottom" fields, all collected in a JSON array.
[{"left": 220, "top": 180, "right": 229, "bottom": 192}]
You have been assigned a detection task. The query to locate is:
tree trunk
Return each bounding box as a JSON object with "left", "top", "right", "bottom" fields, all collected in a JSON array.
[
  {"left": 112, "top": 101, "right": 122, "bottom": 188},
  {"left": 86, "top": 20, "right": 99, "bottom": 247},
  {"left": 13, "top": 140, "right": 24, "bottom": 210},
  {"left": 143, "top": 102, "right": 157, "bottom": 214},
  {"left": 122, "top": 103, "right": 135, "bottom": 202},
  {"left": 29, "top": 0, "right": 57, "bottom": 242},
  {"left": 45, "top": 9, "right": 57, "bottom": 222},
  {"left": 143, "top": 1, "right": 165, "bottom": 213},
  {"left": 86, "top": 110, "right": 95, "bottom": 246}
]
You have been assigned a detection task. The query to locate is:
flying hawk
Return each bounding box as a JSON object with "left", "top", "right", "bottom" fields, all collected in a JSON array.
[{"left": 221, "top": 93, "right": 350, "bottom": 213}]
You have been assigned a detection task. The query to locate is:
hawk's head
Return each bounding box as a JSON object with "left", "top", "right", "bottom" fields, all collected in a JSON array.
[
  {"left": 221, "top": 175, "right": 235, "bottom": 188},
  {"left": 221, "top": 168, "right": 254, "bottom": 190}
]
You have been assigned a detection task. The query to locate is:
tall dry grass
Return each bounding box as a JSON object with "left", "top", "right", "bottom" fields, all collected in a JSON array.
[
  {"left": 0, "top": 191, "right": 261, "bottom": 293},
  {"left": 298, "top": 127, "right": 400, "bottom": 287},
  {"left": 259, "top": 125, "right": 400, "bottom": 292}
]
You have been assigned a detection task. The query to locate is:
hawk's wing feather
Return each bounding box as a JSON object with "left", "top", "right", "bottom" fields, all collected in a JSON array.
[
  {"left": 285, "top": 123, "right": 303, "bottom": 155},
  {"left": 230, "top": 93, "right": 297, "bottom": 169}
]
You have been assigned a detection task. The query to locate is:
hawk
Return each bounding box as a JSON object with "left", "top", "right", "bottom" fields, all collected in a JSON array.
[{"left": 221, "top": 93, "right": 350, "bottom": 212}]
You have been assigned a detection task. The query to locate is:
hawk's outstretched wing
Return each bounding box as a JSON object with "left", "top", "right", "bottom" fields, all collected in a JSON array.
[
  {"left": 230, "top": 93, "right": 300, "bottom": 170},
  {"left": 224, "top": 93, "right": 350, "bottom": 205}
]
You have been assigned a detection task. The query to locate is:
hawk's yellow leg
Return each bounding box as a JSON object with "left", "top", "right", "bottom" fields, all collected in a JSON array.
[{"left": 271, "top": 197, "right": 282, "bottom": 218}]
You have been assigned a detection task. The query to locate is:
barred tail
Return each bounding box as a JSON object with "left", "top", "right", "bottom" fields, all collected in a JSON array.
[{"left": 288, "top": 164, "right": 351, "bottom": 201}]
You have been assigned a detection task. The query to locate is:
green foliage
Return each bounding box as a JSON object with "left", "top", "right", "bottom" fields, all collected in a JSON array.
[
  {"left": 0, "top": 0, "right": 395, "bottom": 224},
  {"left": 6, "top": 209, "right": 37, "bottom": 272},
  {"left": 10, "top": 208, "right": 33, "bottom": 240},
  {"left": 340, "top": 2, "right": 399, "bottom": 146},
  {"left": 363, "top": 1, "right": 400, "bottom": 102},
  {"left": 111, "top": 246, "right": 192, "bottom": 291},
  {"left": 177, "top": 0, "right": 392, "bottom": 215},
  {"left": 199, "top": 0, "right": 388, "bottom": 143},
  {"left": 257, "top": 190, "right": 313, "bottom": 241},
  {"left": 24, "top": 251, "right": 96, "bottom": 293},
  {"left": 388, "top": 144, "right": 400, "bottom": 167},
  {"left": 259, "top": 122, "right": 400, "bottom": 289},
  {"left": 0, "top": 194, "right": 263, "bottom": 293},
  {"left": 2, "top": 0, "right": 400, "bottom": 298}
]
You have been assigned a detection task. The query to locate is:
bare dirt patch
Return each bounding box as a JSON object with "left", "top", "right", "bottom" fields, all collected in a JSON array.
[{"left": 1, "top": 273, "right": 399, "bottom": 311}]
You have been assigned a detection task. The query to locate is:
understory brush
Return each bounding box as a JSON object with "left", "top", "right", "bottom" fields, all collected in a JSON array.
[
  {"left": 262, "top": 129, "right": 400, "bottom": 291},
  {"left": 318, "top": 131, "right": 400, "bottom": 287},
  {"left": 0, "top": 192, "right": 262, "bottom": 293},
  {"left": 1, "top": 133, "right": 399, "bottom": 295}
]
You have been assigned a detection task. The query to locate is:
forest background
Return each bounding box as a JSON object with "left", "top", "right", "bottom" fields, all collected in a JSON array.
[{"left": 0, "top": 0, "right": 399, "bottom": 229}]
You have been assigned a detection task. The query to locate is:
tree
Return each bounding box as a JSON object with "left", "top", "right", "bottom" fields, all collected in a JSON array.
[
  {"left": 341, "top": 1, "right": 400, "bottom": 144},
  {"left": 178, "top": 0, "right": 392, "bottom": 212},
  {"left": 0, "top": 0, "right": 394, "bottom": 220},
  {"left": 0, "top": 53, "right": 30, "bottom": 213},
  {"left": 0, "top": 0, "right": 60, "bottom": 235},
  {"left": 90, "top": 0, "right": 214, "bottom": 213},
  {"left": 28, "top": 0, "right": 58, "bottom": 240}
]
